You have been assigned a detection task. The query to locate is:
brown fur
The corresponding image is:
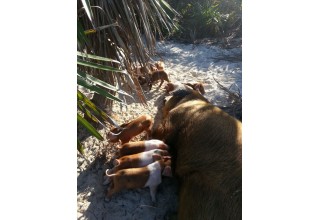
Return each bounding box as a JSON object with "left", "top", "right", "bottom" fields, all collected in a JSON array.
[
  {"left": 134, "top": 63, "right": 158, "bottom": 77},
  {"left": 149, "top": 70, "right": 170, "bottom": 90},
  {"left": 138, "top": 70, "right": 170, "bottom": 91},
  {"left": 165, "top": 82, "right": 205, "bottom": 95},
  {"left": 106, "top": 155, "right": 166, "bottom": 202},
  {"left": 150, "top": 63, "right": 158, "bottom": 72},
  {"left": 118, "top": 140, "right": 169, "bottom": 157},
  {"left": 164, "top": 82, "right": 186, "bottom": 93},
  {"left": 155, "top": 61, "right": 165, "bottom": 70},
  {"left": 184, "top": 82, "right": 205, "bottom": 95},
  {"left": 106, "top": 166, "right": 153, "bottom": 199},
  {"left": 152, "top": 86, "right": 242, "bottom": 220},
  {"left": 164, "top": 82, "right": 175, "bottom": 93},
  {"left": 107, "top": 115, "right": 153, "bottom": 144},
  {"left": 135, "top": 65, "right": 150, "bottom": 76},
  {"left": 108, "top": 149, "right": 169, "bottom": 174}
]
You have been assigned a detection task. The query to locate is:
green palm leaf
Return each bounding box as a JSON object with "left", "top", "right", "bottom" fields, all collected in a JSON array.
[
  {"left": 77, "top": 71, "right": 133, "bottom": 99},
  {"left": 77, "top": 75, "right": 123, "bottom": 103},
  {"left": 77, "top": 59, "right": 125, "bottom": 73},
  {"left": 77, "top": 90, "right": 121, "bottom": 128},
  {"left": 77, "top": 52, "right": 120, "bottom": 63},
  {"left": 77, "top": 140, "right": 85, "bottom": 155},
  {"left": 80, "top": 0, "right": 95, "bottom": 28},
  {"left": 77, "top": 113, "right": 103, "bottom": 141}
]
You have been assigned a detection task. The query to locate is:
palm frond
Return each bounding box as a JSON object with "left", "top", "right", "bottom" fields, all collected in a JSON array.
[{"left": 77, "top": 0, "right": 178, "bottom": 153}]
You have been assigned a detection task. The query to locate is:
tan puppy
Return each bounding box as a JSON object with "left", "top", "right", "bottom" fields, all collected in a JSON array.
[
  {"left": 105, "top": 154, "right": 171, "bottom": 202},
  {"left": 107, "top": 115, "right": 153, "bottom": 144},
  {"left": 107, "top": 149, "right": 169, "bottom": 174},
  {"left": 148, "top": 70, "right": 170, "bottom": 90},
  {"left": 138, "top": 70, "right": 170, "bottom": 91},
  {"left": 118, "top": 139, "right": 169, "bottom": 157}
]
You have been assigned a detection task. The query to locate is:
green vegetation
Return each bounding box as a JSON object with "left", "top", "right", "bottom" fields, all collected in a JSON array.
[
  {"left": 76, "top": 0, "right": 242, "bottom": 154},
  {"left": 77, "top": 0, "right": 178, "bottom": 154},
  {"left": 167, "top": 0, "right": 242, "bottom": 41}
]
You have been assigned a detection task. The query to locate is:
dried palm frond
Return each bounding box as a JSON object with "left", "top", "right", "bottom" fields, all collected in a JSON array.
[
  {"left": 213, "top": 77, "right": 242, "bottom": 121},
  {"left": 77, "top": 0, "right": 179, "bottom": 107}
]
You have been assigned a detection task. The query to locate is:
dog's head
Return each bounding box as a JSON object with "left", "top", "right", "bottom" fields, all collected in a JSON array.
[{"left": 162, "top": 84, "right": 209, "bottom": 116}]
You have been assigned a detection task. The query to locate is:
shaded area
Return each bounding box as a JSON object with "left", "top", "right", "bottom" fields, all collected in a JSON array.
[{"left": 77, "top": 144, "right": 179, "bottom": 220}]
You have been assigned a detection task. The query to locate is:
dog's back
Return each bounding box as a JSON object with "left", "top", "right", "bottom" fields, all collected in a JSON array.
[{"left": 152, "top": 87, "right": 242, "bottom": 220}]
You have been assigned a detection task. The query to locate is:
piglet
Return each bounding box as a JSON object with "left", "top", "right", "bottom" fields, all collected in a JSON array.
[
  {"left": 107, "top": 149, "right": 169, "bottom": 175},
  {"left": 105, "top": 154, "right": 167, "bottom": 202},
  {"left": 107, "top": 114, "right": 153, "bottom": 144},
  {"left": 118, "top": 139, "right": 169, "bottom": 157}
]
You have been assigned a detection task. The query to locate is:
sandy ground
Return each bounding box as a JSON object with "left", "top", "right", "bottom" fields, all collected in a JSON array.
[{"left": 77, "top": 39, "right": 242, "bottom": 220}]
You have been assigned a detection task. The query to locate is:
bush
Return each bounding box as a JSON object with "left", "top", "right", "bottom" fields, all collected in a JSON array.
[{"left": 167, "top": 0, "right": 242, "bottom": 42}]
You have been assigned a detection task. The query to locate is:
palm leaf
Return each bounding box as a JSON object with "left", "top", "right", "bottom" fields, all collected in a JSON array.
[
  {"left": 80, "top": 0, "right": 95, "bottom": 28},
  {"left": 77, "top": 21, "right": 90, "bottom": 48},
  {"left": 77, "top": 59, "right": 125, "bottom": 73},
  {"left": 76, "top": 0, "right": 178, "bottom": 154},
  {"left": 77, "top": 71, "right": 134, "bottom": 100},
  {"left": 77, "top": 90, "right": 121, "bottom": 128},
  {"left": 77, "top": 75, "right": 123, "bottom": 103},
  {"left": 84, "top": 23, "right": 119, "bottom": 34},
  {"left": 77, "top": 140, "right": 85, "bottom": 155},
  {"left": 77, "top": 113, "right": 103, "bottom": 141},
  {"left": 77, "top": 52, "right": 120, "bottom": 63}
]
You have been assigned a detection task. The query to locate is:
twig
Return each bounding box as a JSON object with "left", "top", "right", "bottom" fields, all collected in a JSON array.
[
  {"left": 213, "top": 77, "right": 242, "bottom": 102},
  {"left": 213, "top": 77, "right": 242, "bottom": 120}
]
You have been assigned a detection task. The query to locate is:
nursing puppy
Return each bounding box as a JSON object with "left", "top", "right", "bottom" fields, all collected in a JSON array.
[
  {"left": 118, "top": 139, "right": 169, "bottom": 157},
  {"left": 107, "top": 115, "right": 153, "bottom": 144},
  {"left": 152, "top": 86, "right": 242, "bottom": 220},
  {"left": 107, "top": 149, "right": 170, "bottom": 174},
  {"left": 105, "top": 154, "right": 171, "bottom": 202}
]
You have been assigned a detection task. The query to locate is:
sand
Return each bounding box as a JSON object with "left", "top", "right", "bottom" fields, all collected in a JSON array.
[{"left": 77, "top": 39, "right": 242, "bottom": 220}]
